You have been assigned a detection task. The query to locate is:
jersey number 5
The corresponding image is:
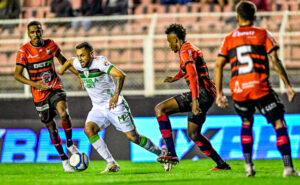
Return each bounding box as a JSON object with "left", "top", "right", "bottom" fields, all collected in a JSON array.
[{"left": 237, "top": 45, "right": 253, "bottom": 74}]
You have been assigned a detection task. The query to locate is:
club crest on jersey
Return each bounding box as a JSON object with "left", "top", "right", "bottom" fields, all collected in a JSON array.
[
  {"left": 104, "top": 62, "right": 109, "bottom": 66},
  {"left": 84, "top": 70, "right": 89, "bottom": 78},
  {"left": 46, "top": 49, "right": 52, "bottom": 55}
]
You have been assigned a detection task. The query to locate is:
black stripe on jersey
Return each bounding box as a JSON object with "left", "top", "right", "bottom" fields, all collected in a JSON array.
[
  {"left": 29, "top": 70, "right": 57, "bottom": 81},
  {"left": 16, "top": 62, "right": 26, "bottom": 67},
  {"left": 232, "top": 67, "right": 267, "bottom": 77},
  {"left": 218, "top": 53, "right": 229, "bottom": 60},
  {"left": 184, "top": 60, "right": 194, "bottom": 68},
  {"left": 196, "top": 56, "right": 206, "bottom": 66},
  {"left": 267, "top": 45, "right": 279, "bottom": 54},
  {"left": 77, "top": 69, "right": 101, "bottom": 74},
  {"left": 26, "top": 58, "right": 54, "bottom": 70},
  {"left": 228, "top": 45, "right": 267, "bottom": 59},
  {"left": 230, "top": 58, "right": 268, "bottom": 69}
]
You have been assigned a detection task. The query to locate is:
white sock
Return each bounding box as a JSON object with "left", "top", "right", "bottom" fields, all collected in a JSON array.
[
  {"left": 139, "top": 135, "right": 163, "bottom": 156},
  {"left": 90, "top": 135, "right": 115, "bottom": 163}
]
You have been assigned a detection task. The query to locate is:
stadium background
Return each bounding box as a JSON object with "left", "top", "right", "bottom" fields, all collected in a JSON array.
[{"left": 0, "top": 0, "right": 300, "bottom": 163}]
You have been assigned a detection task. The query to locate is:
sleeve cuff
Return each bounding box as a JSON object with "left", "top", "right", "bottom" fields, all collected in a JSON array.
[{"left": 107, "top": 65, "right": 114, "bottom": 74}]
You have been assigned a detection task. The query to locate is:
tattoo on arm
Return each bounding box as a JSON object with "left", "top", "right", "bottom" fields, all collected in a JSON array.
[
  {"left": 113, "top": 75, "right": 125, "bottom": 96},
  {"left": 271, "top": 56, "right": 291, "bottom": 86}
]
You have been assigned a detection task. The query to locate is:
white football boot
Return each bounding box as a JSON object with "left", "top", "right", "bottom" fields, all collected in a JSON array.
[
  {"left": 245, "top": 163, "right": 256, "bottom": 177},
  {"left": 283, "top": 167, "right": 300, "bottom": 177},
  {"left": 101, "top": 161, "right": 120, "bottom": 174},
  {"left": 159, "top": 148, "right": 174, "bottom": 172},
  {"left": 62, "top": 159, "right": 74, "bottom": 172},
  {"left": 67, "top": 144, "right": 80, "bottom": 155}
]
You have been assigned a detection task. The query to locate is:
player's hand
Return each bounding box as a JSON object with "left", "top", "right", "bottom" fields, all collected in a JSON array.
[
  {"left": 109, "top": 95, "right": 119, "bottom": 110},
  {"left": 34, "top": 80, "right": 49, "bottom": 90},
  {"left": 216, "top": 94, "right": 228, "bottom": 108},
  {"left": 286, "top": 85, "right": 295, "bottom": 102},
  {"left": 77, "top": 75, "right": 85, "bottom": 90},
  {"left": 192, "top": 98, "right": 201, "bottom": 115},
  {"left": 164, "top": 76, "right": 176, "bottom": 83}
]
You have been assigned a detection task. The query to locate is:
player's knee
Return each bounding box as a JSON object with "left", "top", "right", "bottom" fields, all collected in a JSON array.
[
  {"left": 59, "top": 111, "right": 69, "bottom": 121},
  {"left": 187, "top": 131, "right": 198, "bottom": 141},
  {"left": 273, "top": 118, "right": 286, "bottom": 130},
  {"left": 155, "top": 103, "right": 166, "bottom": 116},
  {"left": 126, "top": 132, "right": 140, "bottom": 144}
]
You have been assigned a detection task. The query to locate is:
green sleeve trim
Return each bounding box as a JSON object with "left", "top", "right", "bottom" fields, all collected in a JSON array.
[
  {"left": 139, "top": 135, "right": 147, "bottom": 147},
  {"left": 89, "top": 134, "right": 100, "bottom": 144},
  {"left": 107, "top": 65, "right": 114, "bottom": 74}
]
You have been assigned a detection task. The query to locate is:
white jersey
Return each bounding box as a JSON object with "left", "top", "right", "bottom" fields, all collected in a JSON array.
[{"left": 73, "top": 56, "right": 125, "bottom": 108}]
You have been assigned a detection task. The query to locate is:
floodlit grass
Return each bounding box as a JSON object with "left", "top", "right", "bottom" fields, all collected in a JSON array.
[{"left": 1, "top": 159, "right": 299, "bottom": 185}]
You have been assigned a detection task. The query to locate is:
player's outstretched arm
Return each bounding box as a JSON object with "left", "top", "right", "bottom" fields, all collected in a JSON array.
[
  {"left": 164, "top": 70, "right": 183, "bottom": 83},
  {"left": 14, "top": 65, "right": 49, "bottom": 90},
  {"left": 214, "top": 56, "right": 228, "bottom": 108},
  {"left": 108, "top": 66, "right": 126, "bottom": 110},
  {"left": 56, "top": 52, "right": 80, "bottom": 76},
  {"left": 58, "top": 58, "right": 74, "bottom": 75},
  {"left": 268, "top": 50, "right": 295, "bottom": 102}
]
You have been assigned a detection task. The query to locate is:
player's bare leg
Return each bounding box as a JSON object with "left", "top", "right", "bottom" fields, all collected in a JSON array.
[
  {"left": 56, "top": 100, "right": 78, "bottom": 154},
  {"left": 273, "top": 119, "right": 299, "bottom": 177},
  {"left": 45, "top": 120, "right": 73, "bottom": 172},
  {"left": 188, "top": 121, "right": 230, "bottom": 171},
  {"left": 155, "top": 97, "right": 180, "bottom": 169},
  {"left": 84, "top": 122, "right": 119, "bottom": 173}
]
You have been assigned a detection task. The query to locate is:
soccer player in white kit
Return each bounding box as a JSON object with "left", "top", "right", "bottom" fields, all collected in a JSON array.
[{"left": 59, "top": 42, "right": 166, "bottom": 173}]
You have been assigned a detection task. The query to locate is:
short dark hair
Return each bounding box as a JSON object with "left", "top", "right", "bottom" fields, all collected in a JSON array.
[
  {"left": 27, "top": 21, "right": 42, "bottom": 30},
  {"left": 165, "top": 23, "right": 186, "bottom": 41},
  {"left": 76, "top": 42, "right": 94, "bottom": 52},
  {"left": 236, "top": 1, "right": 256, "bottom": 21}
]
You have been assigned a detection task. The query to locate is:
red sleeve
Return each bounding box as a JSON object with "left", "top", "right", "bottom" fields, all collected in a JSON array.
[
  {"left": 185, "top": 62, "right": 199, "bottom": 98},
  {"left": 50, "top": 40, "right": 61, "bottom": 57},
  {"left": 218, "top": 36, "right": 228, "bottom": 58},
  {"left": 174, "top": 70, "right": 183, "bottom": 80},
  {"left": 16, "top": 48, "right": 27, "bottom": 67},
  {"left": 265, "top": 30, "right": 279, "bottom": 54}
]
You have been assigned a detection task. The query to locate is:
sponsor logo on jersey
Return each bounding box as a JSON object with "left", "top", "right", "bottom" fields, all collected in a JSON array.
[
  {"left": 33, "top": 60, "right": 52, "bottom": 69},
  {"left": 232, "top": 31, "right": 255, "bottom": 37},
  {"left": 28, "top": 54, "right": 39, "bottom": 58},
  {"left": 233, "top": 81, "right": 243, "bottom": 93}
]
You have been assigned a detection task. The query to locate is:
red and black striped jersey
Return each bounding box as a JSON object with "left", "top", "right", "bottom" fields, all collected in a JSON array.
[
  {"left": 219, "top": 26, "right": 278, "bottom": 101},
  {"left": 174, "top": 42, "right": 216, "bottom": 98},
  {"left": 16, "top": 39, "right": 63, "bottom": 102}
]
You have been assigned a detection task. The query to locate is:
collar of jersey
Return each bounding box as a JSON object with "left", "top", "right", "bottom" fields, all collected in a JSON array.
[{"left": 179, "top": 41, "right": 187, "bottom": 52}]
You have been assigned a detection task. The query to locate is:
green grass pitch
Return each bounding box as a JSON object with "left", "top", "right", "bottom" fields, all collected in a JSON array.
[{"left": 1, "top": 159, "right": 299, "bottom": 185}]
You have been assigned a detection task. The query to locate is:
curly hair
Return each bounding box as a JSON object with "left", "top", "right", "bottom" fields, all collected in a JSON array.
[{"left": 165, "top": 23, "right": 186, "bottom": 41}]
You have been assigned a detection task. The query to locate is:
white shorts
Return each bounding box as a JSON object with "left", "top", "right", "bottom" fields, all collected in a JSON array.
[{"left": 85, "top": 100, "right": 135, "bottom": 133}]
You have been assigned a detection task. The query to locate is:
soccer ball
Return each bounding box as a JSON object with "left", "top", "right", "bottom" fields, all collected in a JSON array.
[{"left": 69, "top": 152, "right": 89, "bottom": 171}]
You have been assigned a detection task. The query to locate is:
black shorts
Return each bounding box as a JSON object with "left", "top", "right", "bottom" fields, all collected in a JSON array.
[
  {"left": 233, "top": 90, "right": 285, "bottom": 124},
  {"left": 34, "top": 89, "right": 67, "bottom": 123},
  {"left": 174, "top": 90, "right": 214, "bottom": 125}
]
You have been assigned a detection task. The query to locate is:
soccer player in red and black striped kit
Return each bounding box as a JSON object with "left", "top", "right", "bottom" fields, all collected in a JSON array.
[
  {"left": 156, "top": 23, "right": 230, "bottom": 171},
  {"left": 14, "top": 21, "right": 82, "bottom": 172},
  {"left": 215, "top": 1, "right": 299, "bottom": 177}
]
